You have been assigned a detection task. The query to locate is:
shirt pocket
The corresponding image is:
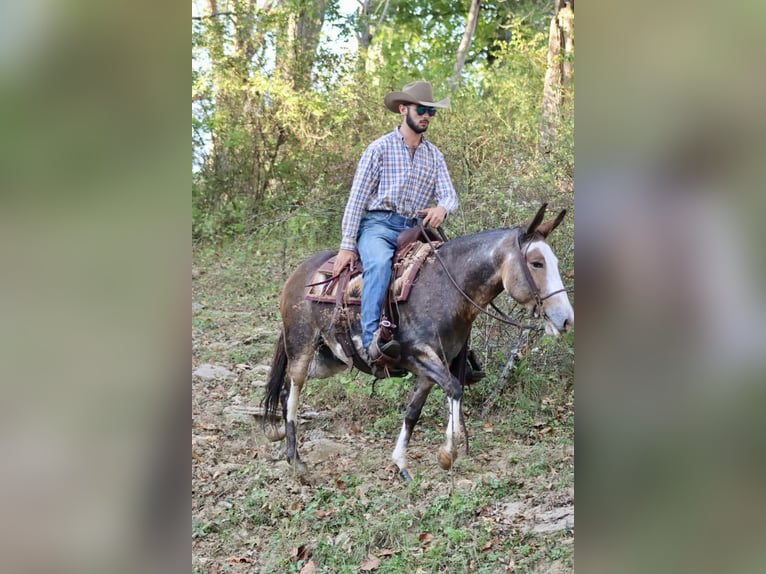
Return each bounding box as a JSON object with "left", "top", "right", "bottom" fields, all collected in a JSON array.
[{"left": 412, "top": 152, "right": 436, "bottom": 195}]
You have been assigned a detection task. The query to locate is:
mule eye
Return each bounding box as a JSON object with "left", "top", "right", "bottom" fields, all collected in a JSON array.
[{"left": 530, "top": 261, "right": 544, "bottom": 269}]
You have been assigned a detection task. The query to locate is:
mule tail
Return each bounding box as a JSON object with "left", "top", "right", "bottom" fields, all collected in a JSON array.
[{"left": 262, "top": 330, "right": 288, "bottom": 434}]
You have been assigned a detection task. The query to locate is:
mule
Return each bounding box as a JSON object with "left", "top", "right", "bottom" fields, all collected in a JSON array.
[{"left": 263, "top": 203, "right": 574, "bottom": 480}]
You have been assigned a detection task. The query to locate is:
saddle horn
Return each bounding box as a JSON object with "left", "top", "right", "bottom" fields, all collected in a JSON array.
[{"left": 536, "top": 209, "right": 567, "bottom": 238}]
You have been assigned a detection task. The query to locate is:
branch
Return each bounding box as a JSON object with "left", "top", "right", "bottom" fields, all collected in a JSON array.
[
  {"left": 377, "top": 0, "right": 391, "bottom": 29},
  {"left": 479, "top": 328, "right": 533, "bottom": 417},
  {"left": 192, "top": 11, "right": 235, "bottom": 21}
]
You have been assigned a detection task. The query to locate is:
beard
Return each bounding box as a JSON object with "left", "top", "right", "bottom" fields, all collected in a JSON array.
[{"left": 405, "top": 108, "right": 428, "bottom": 134}]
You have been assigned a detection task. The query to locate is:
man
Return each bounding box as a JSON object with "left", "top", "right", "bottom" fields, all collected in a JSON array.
[{"left": 333, "top": 80, "right": 458, "bottom": 365}]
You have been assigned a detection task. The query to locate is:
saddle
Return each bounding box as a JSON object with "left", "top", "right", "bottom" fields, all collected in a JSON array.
[
  {"left": 304, "top": 227, "right": 443, "bottom": 305},
  {"left": 303, "top": 226, "right": 485, "bottom": 384}
]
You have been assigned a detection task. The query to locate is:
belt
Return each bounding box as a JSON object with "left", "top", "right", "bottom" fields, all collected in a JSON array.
[{"left": 368, "top": 210, "right": 419, "bottom": 226}]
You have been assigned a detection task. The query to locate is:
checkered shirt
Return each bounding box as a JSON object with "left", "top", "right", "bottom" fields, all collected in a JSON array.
[{"left": 339, "top": 127, "right": 458, "bottom": 251}]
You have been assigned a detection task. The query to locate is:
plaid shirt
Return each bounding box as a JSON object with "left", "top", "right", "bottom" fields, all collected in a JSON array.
[{"left": 340, "top": 127, "right": 458, "bottom": 251}]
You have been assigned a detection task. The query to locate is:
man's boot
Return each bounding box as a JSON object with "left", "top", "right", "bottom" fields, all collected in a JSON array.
[{"left": 367, "top": 329, "right": 401, "bottom": 363}]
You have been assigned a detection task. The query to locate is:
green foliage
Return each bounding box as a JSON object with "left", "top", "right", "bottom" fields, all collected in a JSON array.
[
  {"left": 193, "top": 0, "right": 573, "bottom": 242},
  {"left": 193, "top": 6, "right": 574, "bottom": 568}
]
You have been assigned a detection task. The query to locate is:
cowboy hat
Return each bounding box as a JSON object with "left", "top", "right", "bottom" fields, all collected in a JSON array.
[{"left": 383, "top": 81, "right": 450, "bottom": 113}]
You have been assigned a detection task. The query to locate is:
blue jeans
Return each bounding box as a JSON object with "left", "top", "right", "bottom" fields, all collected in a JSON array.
[{"left": 356, "top": 211, "right": 419, "bottom": 349}]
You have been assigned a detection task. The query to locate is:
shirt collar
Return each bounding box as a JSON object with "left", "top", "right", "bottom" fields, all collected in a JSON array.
[{"left": 394, "top": 126, "right": 427, "bottom": 146}]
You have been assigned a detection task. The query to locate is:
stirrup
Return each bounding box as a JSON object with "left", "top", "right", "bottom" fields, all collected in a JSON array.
[{"left": 369, "top": 338, "right": 401, "bottom": 361}]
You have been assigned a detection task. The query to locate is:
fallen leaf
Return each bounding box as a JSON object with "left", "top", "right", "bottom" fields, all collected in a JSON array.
[
  {"left": 482, "top": 421, "right": 494, "bottom": 432},
  {"left": 481, "top": 540, "right": 493, "bottom": 553},
  {"left": 360, "top": 555, "right": 381, "bottom": 571},
  {"left": 377, "top": 549, "right": 394, "bottom": 557},
  {"left": 533, "top": 420, "right": 544, "bottom": 428},
  {"left": 299, "top": 559, "right": 316, "bottom": 574},
  {"left": 291, "top": 544, "right": 311, "bottom": 562},
  {"left": 539, "top": 427, "right": 552, "bottom": 435},
  {"left": 191, "top": 450, "right": 202, "bottom": 462},
  {"left": 506, "top": 557, "right": 516, "bottom": 572},
  {"left": 418, "top": 532, "right": 433, "bottom": 546},
  {"left": 225, "top": 556, "right": 253, "bottom": 564}
]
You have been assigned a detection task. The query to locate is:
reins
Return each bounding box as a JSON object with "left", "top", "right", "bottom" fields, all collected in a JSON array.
[
  {"left": 307, "top": 223, "right": 566, "bottom": 334},
  {"left": 419, "top": 223, "right": 540, "bottom": 330},
  {"left": 420, "top": 223, "right": 565, "bottom": 330}
]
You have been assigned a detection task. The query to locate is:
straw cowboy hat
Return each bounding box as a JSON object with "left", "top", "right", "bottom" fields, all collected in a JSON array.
[{"left": 383, "top": 81, "right": 450, "bottom": 113}]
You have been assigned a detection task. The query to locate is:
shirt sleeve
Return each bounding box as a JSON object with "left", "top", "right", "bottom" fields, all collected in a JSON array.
[
  {"left": 339, "top": 144, "right": 381, "bottom": 251},
  {"left": 433, "top": 149, "right": 458, "bottom": 214}
]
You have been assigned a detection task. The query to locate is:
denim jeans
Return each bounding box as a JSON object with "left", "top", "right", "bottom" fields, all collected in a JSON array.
[{"left": 356, "top": 211, "right": 419, "bottom": 349}]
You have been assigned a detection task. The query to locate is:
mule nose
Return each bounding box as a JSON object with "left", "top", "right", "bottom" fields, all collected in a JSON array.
[{"left": 562, "top": 316, "right": 573, "bottom": 332}]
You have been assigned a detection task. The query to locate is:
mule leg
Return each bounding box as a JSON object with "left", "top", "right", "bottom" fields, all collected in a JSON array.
[
  {"left": 283, "top": 355, "right": 311, "bottom": 475},
  {"left": 391, "top": 377, "right": 434, "bottom": 481},
  {"left": 437, "top": 396, "right": 464, "bottom": 470},
  {"left": 404, "top": 348, "right": 464, "bottom": 471}
]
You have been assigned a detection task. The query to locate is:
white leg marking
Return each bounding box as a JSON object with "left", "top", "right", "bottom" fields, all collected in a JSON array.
[
  {"left": 286, "top": 378, "right": 300, "bottom": 423},
  {"left": 443, "top": 398, "right": 463, "bottom": 454},
  {"left": 391, "top": 421, "right": 409, "bottom": 471}
]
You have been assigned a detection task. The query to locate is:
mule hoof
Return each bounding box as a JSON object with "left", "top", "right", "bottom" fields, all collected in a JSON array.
[
  {"left": 437, "top": 448, "right": 456, "bottom": 470},
  {"left": 264, "top": 425, "right": 285, "bottom": 442},
  {"left": 399, "top": 469, "right": 412, "bottom": 482}
]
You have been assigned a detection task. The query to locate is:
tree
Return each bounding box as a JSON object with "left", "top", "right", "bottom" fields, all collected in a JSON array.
[
  {"left": 450, "top": 0, "right": 481, "bottom": 90},
  {"left": 355, "top": 0, "right": 391, "bottom": 76},
  {"left": 193, "top": 0, "right": 573, "bottom": 240},
  {"left": 539, "top": 0, "right": 574, "bottom": 151},
  {"left": 277, "top": 0, "right": 329, "bottom": 89}
]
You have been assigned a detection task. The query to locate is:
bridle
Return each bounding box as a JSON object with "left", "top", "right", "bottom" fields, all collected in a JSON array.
[
  {"left": 422, "top": 224, "right": 566, "bottom": 328},
  {"left": 515, "top": 231, "right": 568, "bottom": 314}
]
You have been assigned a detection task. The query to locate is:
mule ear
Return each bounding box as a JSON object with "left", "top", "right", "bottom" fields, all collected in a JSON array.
[
  {"left": 524, "top": 203, "right": 548, "bottom": 237},
  {"left": 536, "top": 209, "right": 567, "bottom": 238}
]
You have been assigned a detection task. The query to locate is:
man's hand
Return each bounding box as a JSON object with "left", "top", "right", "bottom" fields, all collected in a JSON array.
[
  {"left": 333, "top": 249, "right": 356, "bottom": 276},
  {"left": 417, "top": 206, "right": 447, "bottom": 228}
]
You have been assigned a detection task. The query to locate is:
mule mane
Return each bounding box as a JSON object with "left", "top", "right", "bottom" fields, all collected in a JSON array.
[{"left": 438, "top": 227, "right": 522, "bottom": 259}]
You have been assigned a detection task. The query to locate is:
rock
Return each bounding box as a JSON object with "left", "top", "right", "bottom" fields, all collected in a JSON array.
[
  {"left": 532, "top": 506, "right": 574, "bottom": 533},
  {"left": 193, "top": 364, "right": 235, "bottom": 380},
  {"left": 502, "top": 501, "right": 527, "bottom": 519},
  {"left": 303, "top": 438, "right": 353, "bottom": 462},
  {"left": 251, "top": 364, "right": 272, "bottom": 376},
  {"left": 222, "top": 406, "right": 259, "bottom": 425}
]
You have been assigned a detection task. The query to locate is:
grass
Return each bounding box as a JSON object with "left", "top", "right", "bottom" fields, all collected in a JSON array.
[
  {"left": 234, "top": 474, "right": 571, "bottom": 573},
  {"left": 192, "top": 229, "right": 574, "bottom": 573}
]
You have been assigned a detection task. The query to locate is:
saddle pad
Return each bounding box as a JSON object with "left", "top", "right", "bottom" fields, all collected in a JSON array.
[{"left": 304, "top": 240, "right": 439, "bottom": 305}]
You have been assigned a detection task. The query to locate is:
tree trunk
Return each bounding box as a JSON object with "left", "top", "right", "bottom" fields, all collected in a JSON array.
[
  {"left": 450, "top": 0, "right": 481, "bottom": 91},
  {"left": 539, "top": 0, "right": 574, "bottom": 152},
  {"left": 355, "top": 0, "right": 390, "bottom": 76},
  {"left": 278, "top": 0, "right": 328, "bottom": 90}
]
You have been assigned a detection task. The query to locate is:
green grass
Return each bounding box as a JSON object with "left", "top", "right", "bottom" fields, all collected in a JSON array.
[
  {"left": 193, "top": 232, "right": 574, "bottom": 574},
  {"left": 239, "top": 473, "right": 571, "bottom": 573}
]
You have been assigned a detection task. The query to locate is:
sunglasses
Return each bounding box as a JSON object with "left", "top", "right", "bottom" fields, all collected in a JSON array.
[{"left": 412, "top": 105, "right": 437, "bottom": 117}]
